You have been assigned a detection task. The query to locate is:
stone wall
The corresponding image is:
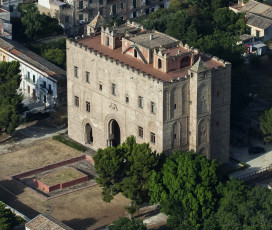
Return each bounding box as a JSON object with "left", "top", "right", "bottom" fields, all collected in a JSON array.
[{"left": 67, "top": 39, "right": 164, "bottom": 153}]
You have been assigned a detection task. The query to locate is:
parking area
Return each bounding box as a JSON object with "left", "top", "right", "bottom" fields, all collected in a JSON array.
[{"left": 230, "top": 139, "right": 272, "bottom": 178}]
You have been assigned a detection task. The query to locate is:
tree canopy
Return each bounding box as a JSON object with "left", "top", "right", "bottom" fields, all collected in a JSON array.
[
  {"left": 260, "top": 107, "right": 272, "bottom": 142},
  {"left": 140, "top": 2, "right": 246, "bottom": 65},
  {"left": 18, "top": 3, "right": 63, "bottom": 40},
  {"left": 93, "top": 136, "right": 161, "bottom": 211},
  {"left": 0, "top": 202, "right": 25, "bottom": 230},
  {"left": 0, "top": 61, "right": 23, "bottom": 135},
  {"left": 109, "top": 217, "right": 147, "bottom": 230},
  {"left": 204, "top": 179, "right": 272, "bottom": 230},
  {"left": 148, "top": 151, "right": 222, "bottom": 229}
]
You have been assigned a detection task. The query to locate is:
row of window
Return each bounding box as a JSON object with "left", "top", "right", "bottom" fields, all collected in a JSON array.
[
  {"left": 138, "top": 126, "right": 156, "bottom": 143},
  {"left": 74, "top": 67, "right": 156, "bottom": 113},
  {"left": 74, "top": 95, "right": 156, "bottom": 114}
]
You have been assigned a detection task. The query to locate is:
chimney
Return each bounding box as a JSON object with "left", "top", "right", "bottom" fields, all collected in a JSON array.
[{"left": 150, "top": 34, "right": 153, "bottom": 40}]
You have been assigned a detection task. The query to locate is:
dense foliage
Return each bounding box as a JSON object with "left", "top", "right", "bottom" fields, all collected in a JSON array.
[
  {"left": 140, "top": 0, "right": 246, "bottom": 65},
  {"left": 204, "top": 179, "right": 272, "bottom": 230},
  {"left": 29, "top": 38, "right": 66, "bottom": 69},
  {"left": 0, "top": 61, "right": 23, "bottom": 135},
  {"left": 260, "top": 107, "right": 272, "bottom": 142},
  {"left": 0, "top": 202, "right": 25, "bottom": 229},
  {"left": 109, "top": 217, "right": 147, "bottom": 230},
  {"left": 12, "top": 3, "right": 63, "bottom": 41},
  {"left": 149, "top": 151, "right": 222, "bottom": 229},
  {"left": 93, "top": 136, "right": 161, "bottom": 211}
]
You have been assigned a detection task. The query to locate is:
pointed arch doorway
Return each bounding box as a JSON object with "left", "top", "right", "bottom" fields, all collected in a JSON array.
[
  {"left": 108, "top": 119, "right": 120, "bottom": 147},
  {"left": 85, "top": 123, "right": 93, "bottom": 145}
]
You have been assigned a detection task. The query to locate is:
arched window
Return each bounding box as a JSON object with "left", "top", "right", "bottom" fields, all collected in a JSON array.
[
  {"left": 180, "top": 56, "right": 191, "bottom": 68},
  {"left": 158, "top": 58, "right": 162, "bottom": 69},
  {"left": 134, "top": 49, "right": 138, "bottom": 58},
  {"left": 106, "top": 36, "right": 109, "bottom": 46}
]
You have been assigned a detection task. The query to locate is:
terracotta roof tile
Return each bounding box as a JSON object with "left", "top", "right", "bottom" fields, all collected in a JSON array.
[{"left": 77, "top": 35, "right": 225, "bottom": 82}]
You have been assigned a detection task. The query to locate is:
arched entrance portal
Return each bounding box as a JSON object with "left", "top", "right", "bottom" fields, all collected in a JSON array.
[
  {"left": 85, "top": 123, "right": 93, "bottom": 145},
  {"left": 108, "top": 119, "right": 120, "bottom": 147}
]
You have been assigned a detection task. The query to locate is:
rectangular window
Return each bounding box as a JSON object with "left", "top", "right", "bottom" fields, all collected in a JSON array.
[
  {"left": 112, "top": 4, "right": 116, "bottom": 15},
  {"left": 89, "top": 0, "right": 92, "bottom": 3},
  {"left": 99, "top": 0, "right": 103, "bottom": 5},
  {"left": 138, "top": 96, "right": 143, "bottom": 108},
  {"left": 151, "top": 101, "right": 156, "bottom": 114},
  {"left": 75, "top": 96, "right": 79, "bottom": 107},
  {"left": 65, "top": 16, "right": 69, "bottom": 23},
  {"left": 99, "top": 84, "right": 102, "bottom": 91},
  {"left": 100, "top": 8, "right": 103, "bottom": 15},
  {"left": 150, "top": 132, "right": 155, "bottom": 144},
  {"left": 121, "top": 2, "right": 123, "bottom": 9},
  {"left": 79, "top": 14, "right": 83, "bottom": 21},
  {"left": 74, "top": 66, "right": 78, "bottom": 78},
  {"left": 43, "top": 81, "right": 46, "bottom": 88},
  {"left": 133, "top": 0, "right": 136, "bottom": 8},
  {"left": 49, "top": 84, "right": 52, "bottom": 93},
  {"left": 33, "top": 75, "right": 35, "bottom": 83},
  {"left": 126, "top": 96, "right": 129, "bottom": 103},
  {"left": 174, "top": 104, "right": 176, "bottom": 109},
  {"left": 86, "top": 101, "right": 90, "bottom": 112},
  {"left": 248, "top": 27, "right": 252, "bottom": 35},
  {"left": 112, "top": 83, "right": 116, "bottom": 96},
  {"left": 138, "top": 126, "right": 143, "bottom": 138},
  {"left": 256, "top": 30, "right": 260, "bottom": 38},
  {"left": 79, "top": 1, "right": 83, "bottom": 9},
  {"left": 89, "top": 9, "right": 93, "bottom": 19},
  {"left": 27, "top": 71, "right": 30, "bottom": 80},
  {"left": 86, "top": 71, "right": 90, "bottom": 83}
]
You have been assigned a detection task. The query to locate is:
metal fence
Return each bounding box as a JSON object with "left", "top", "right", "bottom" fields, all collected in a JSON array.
[{"left": 236, "top": 165, "right": 272, "bottom": 180}]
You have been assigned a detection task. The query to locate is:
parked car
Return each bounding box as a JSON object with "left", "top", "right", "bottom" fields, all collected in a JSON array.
[{"left": 248, "top": 146, "right": 265, "bottom": 154}]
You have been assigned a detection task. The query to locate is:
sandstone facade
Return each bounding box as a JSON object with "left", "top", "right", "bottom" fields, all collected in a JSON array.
[{"left": 67, "top": 22, "right": 231, "bottom": 163}]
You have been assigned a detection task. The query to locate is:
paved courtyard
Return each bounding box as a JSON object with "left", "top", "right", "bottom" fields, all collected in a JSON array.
[{"left": 230, "top": 139, "right": 272, "bottom": 179}]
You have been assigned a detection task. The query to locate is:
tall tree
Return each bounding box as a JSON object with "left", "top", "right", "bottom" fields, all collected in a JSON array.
[
  {"left": 148, "top": 151, "right": 221, "bottom": 229},
  {"left": 260, "top": 107, "right": 272, "bottom": 142},
  {"left": 93, "top": 136, "right": 161, "bottom": 211},
  {"left": 0, "top": 61, "right": 22, "bottom": 135}
]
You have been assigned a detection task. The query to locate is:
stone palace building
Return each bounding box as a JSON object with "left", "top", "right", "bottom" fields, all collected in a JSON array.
[{"left": 66, "top": 21, "right": 231, "bottom": 163}]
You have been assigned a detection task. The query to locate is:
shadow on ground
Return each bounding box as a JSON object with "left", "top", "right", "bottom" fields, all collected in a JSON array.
[
  {"left": 0, "top": 180, "right": 40, "bottom": 219},
  {"left": 62, "top": 217, "right": 97, "bottom": 230}
]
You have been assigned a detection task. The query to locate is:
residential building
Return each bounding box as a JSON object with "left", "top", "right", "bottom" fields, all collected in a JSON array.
[
  {"left": 230, "top": 0, "right": 272, "bottom": 42},
  {"left": 25, "top": 214, "right": 73, "bottom": 230},
  {"left": 0, "top": 0, "right": 22, "bottom": 17},
  {"left": 67, "top": 21, "right": 231, "bottom": 163},
  {"left": 38, "top": 0, "right": 170, "bottom": 35},
  {"left": 0, "top": 37, "right": 66, "bottom": 108},
  {"left": 0, "top": 8, "right": 12, "bottom": 39}
]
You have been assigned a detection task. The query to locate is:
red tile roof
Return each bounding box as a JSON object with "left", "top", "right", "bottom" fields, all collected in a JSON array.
[{"left": 76, "top": 35, "right": 225, "bottom": 82}]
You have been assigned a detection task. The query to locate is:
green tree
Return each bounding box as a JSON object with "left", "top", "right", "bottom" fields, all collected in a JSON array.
[
  {"left": 0, "top": 202, "right": 25, "bottom": 229},
  {"left": 109, "top": 217, "right": 147, "bottom": 230},
  {"left": 0, "top": 61, "right": 23, "bottom": 135},
  {"left": 204, "top": 179, "right": 272, "bottom": 230},
  {"left": 42, "top": 48, "right": 66, "bottom": 69},
  {"left": 19, "top": 3, "right": 63, "bottom": 40},
  {"left": 93, "top": 136, "right": 160, "bottom": 212},
  {"left": 149, "top": 151, "right": 221, "bottom": 229},
  {"left": 260, "top": 107, "right": 272, "bottom": 142}
]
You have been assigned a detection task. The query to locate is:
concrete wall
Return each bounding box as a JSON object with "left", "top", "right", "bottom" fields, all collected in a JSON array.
[{"left": 67, "top": 39, "right": 164, "bottom": 153}]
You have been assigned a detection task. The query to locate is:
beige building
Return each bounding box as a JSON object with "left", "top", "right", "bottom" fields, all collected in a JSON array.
[
  {"left": 38, "top": 0, "right": 170, "bottom": 35},
  {"left": 230, "top": 0, "right": 272, "bottom": 42},
  {"left": 67, "top": 22, "right": 231, "bottom": 163}
]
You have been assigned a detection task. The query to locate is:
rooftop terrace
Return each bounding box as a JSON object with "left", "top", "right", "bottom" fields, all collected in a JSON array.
[{"left": 75, "top": 35, "right": 225, "bottom": 82}]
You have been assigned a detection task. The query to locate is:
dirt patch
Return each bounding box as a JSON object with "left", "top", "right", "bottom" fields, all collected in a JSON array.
[{"left": 0, "top": 138, "right": 130, "bottom": 229}]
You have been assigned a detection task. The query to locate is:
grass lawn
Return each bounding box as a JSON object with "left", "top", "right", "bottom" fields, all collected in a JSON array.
[{"left": 39, "top": 168, "right": 86, "bottom": 186}]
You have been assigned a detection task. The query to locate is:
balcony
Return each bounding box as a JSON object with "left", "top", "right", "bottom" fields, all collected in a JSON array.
[
  {"left": 40, "top": 84, "right": 53, "bottom": 95},
  {"left": 24, "top": 75, "right": 36, "bottom": 85}
]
